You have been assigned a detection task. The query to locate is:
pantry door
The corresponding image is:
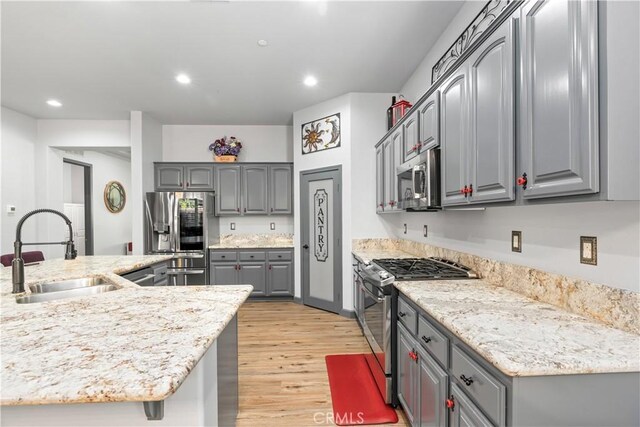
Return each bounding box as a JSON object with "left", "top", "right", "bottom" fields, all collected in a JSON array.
[{"left": 300, "top": 166, "right": 342, "bottom": 314}]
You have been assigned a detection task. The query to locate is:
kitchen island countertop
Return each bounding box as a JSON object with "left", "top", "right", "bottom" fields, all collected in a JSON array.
[{"left": 0, "top": 255, "right": 252, "bottom": 406}]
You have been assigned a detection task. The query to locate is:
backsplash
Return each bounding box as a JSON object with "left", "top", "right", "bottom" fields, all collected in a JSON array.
[
  {"left": 217, "top": 233, "right": 294, "bottom": 248},
  {"left": 218, "top": 216, "right": 294, "bottom": 235},
  {"left": 353, "top": 239, "right": 640, "bottom": 335}
]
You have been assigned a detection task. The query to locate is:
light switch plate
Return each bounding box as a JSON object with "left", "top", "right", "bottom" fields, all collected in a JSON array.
[
  {"left": 580, "top": 236, "right": 597, "bottom": 265},
  {"left": 6, "top": 205, "right": 16, "bottom": 215},
  {"left": 270, "top": 222, "right": 275, "bottom": 230},
  {"left": 403, "top": 224, "right": 407, "bottom": 234},
  {"left": 230, "top": 222, "right": 236, "bottom": 231},
  {"left": 423, "top": 225, "right": 428, "bottom": 238},
  {"left": 511, "top": 231, "right": 522, "bottom": 253}
]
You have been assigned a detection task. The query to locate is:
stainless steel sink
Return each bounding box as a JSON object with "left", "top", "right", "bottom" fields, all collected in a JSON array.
[
  {"left": 16, "top": 284, "right": 120, "bottom": 304},
  {"left": 29, "top": 277, "right": 108, "bottom": 294}
]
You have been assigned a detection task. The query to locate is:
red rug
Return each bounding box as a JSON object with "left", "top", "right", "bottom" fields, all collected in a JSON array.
[{"left": 325, "top": 354, "right": 398, "bottom": 426}]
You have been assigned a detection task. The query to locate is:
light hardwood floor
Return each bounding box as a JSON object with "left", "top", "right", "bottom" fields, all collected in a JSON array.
[{"left": 236, "top": 301, "right": 407, "bottom": 427}]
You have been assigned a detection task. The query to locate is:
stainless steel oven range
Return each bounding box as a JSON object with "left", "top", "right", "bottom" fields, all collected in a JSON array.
[{"left": 355, "top": 257, "right": 478, "bottom": 404}]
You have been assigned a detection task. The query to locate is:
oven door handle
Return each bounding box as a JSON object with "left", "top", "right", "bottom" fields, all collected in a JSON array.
[
  {"left": 167, "top": 269, "right": 206, "bottom": 275},
  {"left": 360, "top": 283, "right": 384, "bottom": 303}
]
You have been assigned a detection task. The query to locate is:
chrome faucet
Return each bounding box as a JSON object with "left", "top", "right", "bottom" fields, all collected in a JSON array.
[{"left": 12, "top": 209, "right": 77, "bottom": 294}]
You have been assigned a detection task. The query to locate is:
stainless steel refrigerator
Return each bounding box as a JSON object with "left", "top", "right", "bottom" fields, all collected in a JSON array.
[{"left": 144, "top": 192, "right": 219, "bottom": 285}]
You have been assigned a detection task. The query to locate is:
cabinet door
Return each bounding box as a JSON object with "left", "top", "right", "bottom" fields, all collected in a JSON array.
[
  {"left": 468, "top": 18, "right": 515, "bottom": 204},
  {"left": 155, "top": 165, "right": 185, "bottom": 191},
  {"left": 268, "top": 261, "right": 293, "bottom": 296},
  {"left": 215, "top": 165, "right": 242, "bottom": 215},
  {"left": 403, "top": 112, "right": 419, "bottom": 162},
  {"left": 268, "top": 164, "right": 292, "bottom": 215},
  {"left": 397, "top": 326, "right": 418, "bottom": 426},
  {"left": 450, "top": 383, "right": 493, "bottom": 427},
  {"left": 440, "top": 68, "right": 470, "bottom": 206},
  {"left": 419, "top": 91, "right": 440, "bottom": 152},
  {"left": 418, "top": 348, "right": 448, "bottom": 427},
  {"left": 239, "top": 262, "right": 267, "bottom": 296},
  {"left": 242, "top": 165, "right": 269, "bottom": 214},
  {"left": 375, "top": 144, "right": 385, "bottom": 213},
  {"left": 185, "top": 164, "right": 214, "bottom": 191},
  {"left": 210, "top": 264, "right": 238, "bottom": 285},
  {"left": 384, "top": 129, "right": 402, "bottom": 210},
  {"left": 520, "top": 0, "right": 599, "bottom": 199}
]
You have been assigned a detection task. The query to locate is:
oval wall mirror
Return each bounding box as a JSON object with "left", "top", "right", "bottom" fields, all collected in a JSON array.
[{"left": 104, "top": 181, "right": 126, "bottom": 213}]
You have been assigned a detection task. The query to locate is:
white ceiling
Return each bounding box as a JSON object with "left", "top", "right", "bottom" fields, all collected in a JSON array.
[{"left": 1, "top": 1, "right": 464, "bottom": 125}]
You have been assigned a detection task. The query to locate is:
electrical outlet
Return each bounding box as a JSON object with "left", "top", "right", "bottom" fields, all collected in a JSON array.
[
  {"left": 511, "top": 231, "right": 522, "bottom": 253},
  {"left": 270, "top": 222, "right": 276, "bottom": 230},
  {"left": 230, "top": 222, "right": 236, "bottom": 231},
  {"left": 403, "top": 224, "right": 407, "bottom": 234},
  {"left": 580, "top": 236, "right": 597, "bottom": 265},
  {"left": 423, "top": 225, "right": 428, "bottom": 238},
  {"left": 6, "top": 205, "right": 16, "bottom": 215}
]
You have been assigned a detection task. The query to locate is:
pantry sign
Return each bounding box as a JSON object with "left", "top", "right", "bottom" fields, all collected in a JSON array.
[{"left": 314, "top": 189, "right": 329, "bottom": 262}]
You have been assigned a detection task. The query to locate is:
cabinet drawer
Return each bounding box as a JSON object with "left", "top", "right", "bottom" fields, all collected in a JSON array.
[
  {"left": 210, "top": 251, "right": 237, "bottom": 262},
  {"left": 269, "top": 250, "right": 292, "bottom": 261},
  {"left": 451, "top": 345, "right": 506, "bottom": 425},
  {"left": 418, "top": 315, "right": 449, "bottom": 368},
  {"left": 398, "top": 296, "right": 417, "bottom": 335},
  {"left": 239, "top": 251, "right": 266, "bottom": 261}
]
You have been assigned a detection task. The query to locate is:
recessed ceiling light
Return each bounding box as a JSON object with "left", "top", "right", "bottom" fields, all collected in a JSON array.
[
  {"left": 46, "top": 99, "right": 62, "bottom": 107},
  {"left": 257, "top": 39, "right": 268, "bottom": 47},
  {"left": 303, "top": 75, "right": 318, "bottom": 87},
  {"left": 175, "top": 74, "right": 191, "bottom": 84}
]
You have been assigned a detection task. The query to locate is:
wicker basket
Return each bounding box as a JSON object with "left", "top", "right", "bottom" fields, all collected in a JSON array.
[{"left": 214, "top": 155, "right": 237, "bottom": 163}]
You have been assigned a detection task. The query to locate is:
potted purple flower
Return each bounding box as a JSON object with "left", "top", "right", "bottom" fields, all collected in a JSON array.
[{"left": 209, "top": 136, "right": 243, "bottom": 162}]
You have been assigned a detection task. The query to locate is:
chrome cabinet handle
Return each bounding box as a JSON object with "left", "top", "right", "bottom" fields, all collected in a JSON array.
[{"left": 133, "top": 273, "right": 156, "bottom": 284}]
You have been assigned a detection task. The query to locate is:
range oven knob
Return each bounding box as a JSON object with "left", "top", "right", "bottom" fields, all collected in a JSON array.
[{"left": 379, "top": 271, "right": 389, "bottom": 279}]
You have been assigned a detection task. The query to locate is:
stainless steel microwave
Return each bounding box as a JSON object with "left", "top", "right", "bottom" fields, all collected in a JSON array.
[{"left": 396, "top": 148, "right": 441, "bottom": 211}]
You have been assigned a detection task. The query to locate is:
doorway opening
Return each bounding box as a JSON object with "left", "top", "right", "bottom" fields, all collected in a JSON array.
[{"left": 63, "top": 159, "right": 94, "bottom": 255}]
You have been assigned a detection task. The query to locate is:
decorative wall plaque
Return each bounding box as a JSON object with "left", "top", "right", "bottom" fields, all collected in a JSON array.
[
  {"left": 302, "top": 113, "right": 341, "bottom": 154},
  {"left": 431, "top": 0, "right": 512, "bottom": 83},
  {"left": 314, "top": 189, "right": 329, "bottom": 262}
]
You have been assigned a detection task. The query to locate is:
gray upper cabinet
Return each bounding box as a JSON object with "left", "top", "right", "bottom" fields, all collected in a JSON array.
[
  {"left": 268, "top": 165, "right": 293, "bottom": 215},
  {"left": 242, "top": 165, "right": 268, "bottom": 215},
  {"left": 403, "top": 112, "right": 419, "bottom": 162},
  {"left": 440, "top": 67, "right": 469, "bottom": 207},
  {"left": 382, "top": 130, "right": 403, "bottom": 211},
  {"left": 519, "top": 0, "right": 599, "bottom": 199},
  {"left": 185, "top": 164, "right": 215, "bottom": 191},
  {"left": 215, "top": 165, "right": 242, "bottom": 215},
  {"left": 419, "top": 91, "right": 440, "bottom": 152},
  {"left": 155, "top": 163, "right": 214, "bottom": 191},
  {"left": 468, "top": 17, "right": 515, "bottom": 204},
  {"left": 376, "top": 144, "right": 385, "bottom": 213},
  {"left": 155, "top": 164, "right": 185, "bottom": 191}
]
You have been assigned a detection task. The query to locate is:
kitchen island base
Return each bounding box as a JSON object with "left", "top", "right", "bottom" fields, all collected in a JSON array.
[{"left": 1, "top": 316, "right": 238, "bottom": 427}]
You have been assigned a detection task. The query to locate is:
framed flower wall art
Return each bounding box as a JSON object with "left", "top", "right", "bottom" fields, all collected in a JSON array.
[{"left": 301, "top": 113, "right": 341, "bottom": 155}]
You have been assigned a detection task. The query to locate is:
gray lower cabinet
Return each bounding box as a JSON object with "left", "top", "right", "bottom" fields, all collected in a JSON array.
[
  {"left": 215, "top": 165, "right": 242, "bottom": 215},
  {"left": 242, "top": 165, "right": 269, "bottom": 214},
  {"left": 155, "top": 163, "right": 215, "bottom": 191},
  {"left": 239, "top": 262, "right": 266, "bottom": 296},
  {"left": 398, "top": 323, "right": 448, "bottom": 427},
  {"left": 519, "top": 0, "right": 599, "bottom": 199},
  {"left": 396, "top": 293, "right": 639, "bottom": 427},
  {"left": 210, "top": 249, "right": 293, "bottom": 297},
  {"left": 211, "top": 263, "right": 238, "bottom": 285},
  {"left": 269, "top": 164, "right": 293, "bottom": 214},
  {"left": 450, "top": 383, "right": 492, "bottom": 427}
]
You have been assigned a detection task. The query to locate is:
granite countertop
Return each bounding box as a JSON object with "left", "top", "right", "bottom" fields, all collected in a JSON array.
[
  {"left": 0, "top": 256, "right": 253, "bottom": 406},
  {"left": 395, "top": 280, "right": 640, "bottom": 377},
  {"left": 209, "top": 233, "right": 294, "bottom": 249}
]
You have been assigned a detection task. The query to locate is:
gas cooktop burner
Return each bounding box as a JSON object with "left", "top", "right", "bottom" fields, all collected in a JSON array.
[{"left": 371, "top": 257, "right": 478, "bottom": 281}]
